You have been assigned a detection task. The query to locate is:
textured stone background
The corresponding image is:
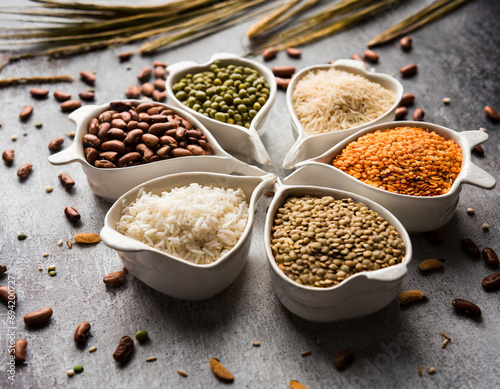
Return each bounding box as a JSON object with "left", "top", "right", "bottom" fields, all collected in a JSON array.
[{"left": 0, "top": 0, "right": 499, "bottom": 388}]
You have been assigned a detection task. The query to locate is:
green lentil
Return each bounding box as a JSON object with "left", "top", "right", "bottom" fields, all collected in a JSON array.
[
  {"left": 73, "top": 365, "right": 84, "bottom": 373},
  {"left": 271, "top": 195, "right": 405, "bottom": 288},
  {"left": 136, "top": 330, "right": 149, "bottom": 343},
  {"left": 49, "top": 270, "right": 57, "bottom": 277},
  {"left": 173, "top": 60, "right": 270, "bottom": 129},
  {"left": 35, "top": 122, "right": 43, "bottom": 128},
  {"left": 17, "top": 234, "right": 27, "bottom": 240}
]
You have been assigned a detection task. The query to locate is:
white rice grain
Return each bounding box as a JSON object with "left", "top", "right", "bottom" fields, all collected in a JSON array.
[{"left": 116, "top": 184, "right": 249, "bottom": 265}]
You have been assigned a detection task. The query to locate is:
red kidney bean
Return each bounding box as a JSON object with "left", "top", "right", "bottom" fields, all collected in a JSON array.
[
  {"left": 171, "top": 148, "right": 192, "bottom": 158},
  {"left": 125, "top": 129, "right": 143, "bottom": 144},
  {"left": 24, "top": 307, "right": 53, "bottom": 325},
  {"left": 85, "top": 148, "right": 98, "bottom": 164},
  {"left": 153, "top": 61, "right": 167, "bottom": 68},
  {"left": 413, "top": 108, "right": 425, "bottom": 121},
  {"left": 272, "top": 66, "right": 295, "bottom": 78},
  {"left": 276, "top": 77, "right": 291, "bottom": 90},
  {"left": 74, "top": 321, "right": 91, "bottom": 344},
  {"left": 48, "top": 137, "right": 64, "bottom": 151},
  {"left": 80, "top": 71, "right": 96, "bottom": 85},
  {"left": 484, "top": 106, "right": 499, "bottom": 121},
  {"left": 286, "top": 48, "right": 302, "bottom": 58},
  {"left": 137, "top": 67, "right": 152, "bottom": 83},
  {"left": 58, "top": 172, "right": 75, "bottom": 188},
  {"left": 262, "top": 47, "right": 278, "bottom": 61},
  {"left": 99, "top": 151, "right": 119, "bottom": 161},
  {"left": 65, "top": 206, "right": 81, "bottom": 222},
  {"left": 395, "top": 107, "right": 407, "bottom": 120},
  {"left": 363, "top": 50, "right": 379, "bottom": 62},
  {"left": 482, "top": 273, "right": 500, "bottom": 290},
  {"left": 400, "top": 64, "right": 418, "bottom": 77},
  {"left": 2, "top": 149, "right": 14, "bottom": 163},
  {"left": 125, "top": 85, "right": 141, "bottom": 99},
  {"left": 400, "top": 36, "right": 412, "bottom": 51},
  {"left": 142, "top": 134, "right": 159, "bottom": 148},
  {"left": 118, "top": 152, "right": 142, "bottom": 167},
  {"left": 85, "top": 102, "right": 213, "bottom": 168},
  {"left": 60, "top": 100, "right": 82, "bottom": 112},
  {"left": 142, "top": 83, "right": 155, "bottom": 97},
  {"left": 17, "top": 163, "right": 32, "bottom": 179},
  {"left": 53, "top": 90, "right": 71, "bottom": 102},
  {"left": 30, "top": 88, "right": 49, "bottom": 98},
  {"left": 482, "top": 247, "right": 499, "bottom": 268},
  {"left": 79, "top": 91, "right": 95, "bottom": 101},
  {"left": 461, "top": 238, "right": 481, "bottom": 259},
  {"left": 154, "top": 66, "right": 167, "bottom": 79},
  {"left": 452, "top": 299, "right": 481, "bottom": 317},
  {"left": 399, "top": 93, "right": 415, "bottom": 106},
  {"left": 101, "top": 140, "right": 126, "bottom": 154},
  {"left": 333, "top": 349, "right": 355, "bottom": 370},
  {"left": 113, "top": 336, "right": 134, "bottom": 362},
  {"left": 19, "top": 105, "right": 33, "bottom": 120}
]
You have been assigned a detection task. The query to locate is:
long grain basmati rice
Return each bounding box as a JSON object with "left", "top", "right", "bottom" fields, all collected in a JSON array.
[{"left": 292, "top": 68, "right": 396, "bottom": 135}]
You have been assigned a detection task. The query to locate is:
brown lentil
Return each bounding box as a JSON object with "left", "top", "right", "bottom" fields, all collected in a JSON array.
[
  {"left": 271, "top": 195, "right": 405, "bottom": 288},
  {"left": 332, "top": 127, "right": 463, "bottom": 196}
]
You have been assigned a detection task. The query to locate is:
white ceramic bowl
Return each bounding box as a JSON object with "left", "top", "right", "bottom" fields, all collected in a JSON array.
[
  {"left": 296, "top": 121, "right": 496, "bottom": 233},
  {"left": 101, "top": 171, "right": 276, "bottom": 300},
  {"left": 48, "top": 100, "right": 262, "bottom": 202},
  {"left": 282, "top": 59, "right": 404, "bottom": 169},
  {"left": 264, "top": 170, "right": 412, "bottom": 322},
  {"left": 166, "top": 53, "right": 277, "bottom": 165}
]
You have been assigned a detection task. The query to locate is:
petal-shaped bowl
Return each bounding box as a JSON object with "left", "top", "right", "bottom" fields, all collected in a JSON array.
[
  {"left": 48, "top": 100, "right": 257, "bottom": 202},
  {"left": 166, "top": 53, "right": 277, "bottom": 165},
  {"left": 296, "top": 121, "right": 496, "bottom": 233},
  {"left": 283, "top": 59, "right": 404, "bottom": 169},
  {"left": 101, "top": 170, "right": 276, "bottom": 300},
  {"left": 264, "top": 168, "right": 412, "bottom": 322}
]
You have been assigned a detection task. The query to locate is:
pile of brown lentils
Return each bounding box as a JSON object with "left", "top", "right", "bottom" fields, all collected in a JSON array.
[{"left": 271, "top": 195, "right": 405, "bottom": 288}]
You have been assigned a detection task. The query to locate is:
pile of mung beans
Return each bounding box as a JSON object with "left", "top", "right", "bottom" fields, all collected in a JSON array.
[
  {"left": 332, "top": 126, "right": 463, "bottom": 196},
  {"left": 172, "top": 60, "right": 270, "bottom": 129},
  {"left": 271, "top": 195, "right": 405, "bottom": 288}
]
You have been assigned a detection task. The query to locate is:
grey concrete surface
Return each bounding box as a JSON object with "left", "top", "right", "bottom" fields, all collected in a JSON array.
[{"left": 0, "top": 0, "right": 499, "bottom": 388}]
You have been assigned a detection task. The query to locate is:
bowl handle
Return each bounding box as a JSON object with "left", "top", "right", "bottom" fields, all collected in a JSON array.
[
  {"left": 333, "top": 59, "right": 366, "bottom": 70},
  {"left": 209, "top": 53, "right": 241, "bottom": 62},
  {"left": 48, "top": 144, "right": 81, "bottom": 165},
  {"left": 100, "top": 226, "right": 143, "bottom": 252},
  {"left": 166, "top": 60, "right": 199, "bottom": 76},
  {"left": 67, "top": 104, "right": 99, "bottom": 125},
  {"left": 282, "top": 137, "right": 306, "bottom": 169},
  {"left": 461, "top": 163, "right": 496, "bottom": 190},
  {"left": 364, "top": 264, "right": 408, "bottom": 282},
  {"left": 247, "top": 131, "right": 271, "bottom": 165},
  {"left": 461, "top": 130, "right": 488, "bottom": 149}
]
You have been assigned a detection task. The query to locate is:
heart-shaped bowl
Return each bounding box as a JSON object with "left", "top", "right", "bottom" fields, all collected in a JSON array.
[
  {"left": 283, "top": 59, "right": 403, "bottom": 169},
  {"left": 166, "top": 53, "right": 277, "bottom": 165},
  {"left": 296, "top": 121, "right": 496, "bottom": 233},
  {"left": 48, "top": 100, "right": 252, "bottom": 202},
  {"left": 101, "top": 170, "right": 276, "bottom": 300},
  {"left": 264, "top": 168, "right": 412, "bottom": 322}
]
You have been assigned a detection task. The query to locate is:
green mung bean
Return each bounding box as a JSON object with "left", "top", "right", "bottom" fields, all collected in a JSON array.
[{"left": 173, "top": 60, "right": 270, "bottom": 129}]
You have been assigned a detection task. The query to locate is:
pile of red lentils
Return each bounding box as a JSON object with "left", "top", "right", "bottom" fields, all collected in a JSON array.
[{"left": 332, "top": 126, "right": 463, "bottom": 196}]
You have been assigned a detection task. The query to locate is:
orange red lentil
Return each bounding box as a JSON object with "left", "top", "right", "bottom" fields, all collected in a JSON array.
[{"left": 332, "top": 127, "right": 463, "bottom": 196}]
